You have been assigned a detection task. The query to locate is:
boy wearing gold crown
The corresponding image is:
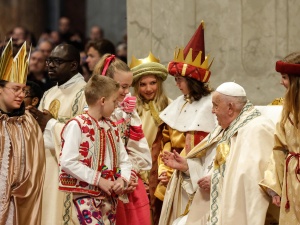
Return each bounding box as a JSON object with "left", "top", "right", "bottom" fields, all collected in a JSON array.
[{"left": 0, "top": 39, "right": 45, "bottom": 224}]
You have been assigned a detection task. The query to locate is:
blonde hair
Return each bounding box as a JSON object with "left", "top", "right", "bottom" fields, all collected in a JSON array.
[
  {"left": 133, "top": 75, "right": 169, "bottom": 116},
  {"left": 85, "top": 75, "right": 119, "bottom": 106},
  {"left": 280, "top": 52, "right": 300, "bottom": 130},
  {"left": 92, "top": 53, "right": 130, "bottom": 78}
]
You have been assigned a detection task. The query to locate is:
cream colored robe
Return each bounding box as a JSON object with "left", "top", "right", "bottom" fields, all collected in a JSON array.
[
  {"left": 39, "top": 74, "right": 87, "bottom": 225},
  {"left": 209, "top": 104, "right": 275, "bottom": 225},
  {"left": 260, "top": 117, "right": 300, "bottom": 225},
  {"left": 159, "top": 102, "right": 275, "bottom": 225}
]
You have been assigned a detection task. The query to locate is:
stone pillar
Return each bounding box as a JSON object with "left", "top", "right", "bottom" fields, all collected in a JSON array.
[
  {"left": 127, "top": 0, "right": 300, "bottom": 104},
  {"left": 0, "top": 0, "right": 46, "bottom": 44}
]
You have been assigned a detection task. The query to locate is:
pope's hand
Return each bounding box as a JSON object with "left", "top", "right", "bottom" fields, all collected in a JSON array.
[{"left": 197, "top": 175, "right": 211, "bottom": 192}]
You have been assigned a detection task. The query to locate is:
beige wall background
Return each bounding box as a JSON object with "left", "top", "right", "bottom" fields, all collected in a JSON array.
[{"left": 127, "top": 0, "right": 300, "bottom": 104}]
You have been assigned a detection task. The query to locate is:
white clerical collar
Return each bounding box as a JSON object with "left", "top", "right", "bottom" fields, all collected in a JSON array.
[{"left": 58, "top": 73, "right": 84, "bottom": 89}]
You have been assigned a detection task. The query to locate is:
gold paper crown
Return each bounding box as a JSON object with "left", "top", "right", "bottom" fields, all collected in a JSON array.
[
  {"left": 172, "top": 48, "right": 212, "bottom": 70},
  {"left": 0, "top": 38, "right": 30, "bottom": 84},
  {"left": 129, "top": 52, "right": 160, "bottom": 69}
]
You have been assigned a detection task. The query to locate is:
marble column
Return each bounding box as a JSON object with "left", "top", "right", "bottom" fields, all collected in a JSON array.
[{"left": 127, "top": 0, "right": 300, "bottom": 104}]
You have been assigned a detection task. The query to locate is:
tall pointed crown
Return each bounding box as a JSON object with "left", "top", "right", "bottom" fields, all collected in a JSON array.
[
  {"left": 168, "top": 21, "right": 213, "bottom": 82},
  {"left": 129, "top": 52, "right": 168, "bottom": 82},
  {"left": 0, "top": 38, "right": 30, "bottom": 84}
]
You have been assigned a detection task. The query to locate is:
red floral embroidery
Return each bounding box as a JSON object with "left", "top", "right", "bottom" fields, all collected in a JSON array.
[
  {"left": 85, "top": 119, "right": 92, "bottom": 125},
  {"left": 81, "top": 157, "right": 91, "bottom": 167},
  {"left": 87, "top": 128, "right": 95, "bottom": 141},
  {"left": 79, "top": 181, "right": 89, "bottom": 187},
  {"left": 82, "top": 125, "right": 89, "bottom": 133},
  {"left": 79, "top": 141, "right": 89, "bottom": 157}
]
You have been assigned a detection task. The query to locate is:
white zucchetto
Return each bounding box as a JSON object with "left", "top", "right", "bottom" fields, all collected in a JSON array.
[{"left": 216, "top": 82, "right": 246, "bottom": 97}]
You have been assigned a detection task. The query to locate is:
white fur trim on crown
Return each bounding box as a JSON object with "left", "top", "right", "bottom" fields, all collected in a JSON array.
[{"left": 216, "top": 82, "right": 246, "bottom": 97}]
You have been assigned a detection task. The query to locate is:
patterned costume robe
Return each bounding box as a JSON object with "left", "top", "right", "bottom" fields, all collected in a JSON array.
[{"left": 59, "top": 113, "right": 131, "bottom": 225}]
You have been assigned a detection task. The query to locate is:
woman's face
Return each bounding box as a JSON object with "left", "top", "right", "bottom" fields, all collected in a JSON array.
[
  {"left": 138, "top": 75, "right": 158, "bottom": 101},
  {"left": 280, "top": 73, "right": 290, "bottom": 89},
  {"left": 0, "top": 82, "right": 26, "bottom": 112},
  {"left": 175, "top": 75, "right": 189, "bottom": 95},
  {"left": 113, "top": 70, "right": 133, "bottom": 102}
]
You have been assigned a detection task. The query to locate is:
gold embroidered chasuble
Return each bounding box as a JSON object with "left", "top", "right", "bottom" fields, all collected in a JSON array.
[{"left": 39, "top": 75, "right": 86, "bottom": 225}]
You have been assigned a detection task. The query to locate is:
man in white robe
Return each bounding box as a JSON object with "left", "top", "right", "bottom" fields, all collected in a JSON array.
[
  {"left": 160, "top": 82, "right": 275, "bottom": 225},
  {"left": 28, "top": 44, "right": 87, "bottom": 225}
]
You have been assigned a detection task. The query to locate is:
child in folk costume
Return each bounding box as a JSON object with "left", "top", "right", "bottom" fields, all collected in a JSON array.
[
  {"left": 130, "top": 52, "right": 170, "bottom": 225},
  {"left": 260, "top": 52, "right": 300, "bottom": 225},
  {"left": 155, "top": 21, "right": 216, "bottom": 202},
  {"left": 59, "top": 75, "right": 132, "bottom": 225},
  {"left": 93, "top": 54, "right": 152, "bottom": 225}
]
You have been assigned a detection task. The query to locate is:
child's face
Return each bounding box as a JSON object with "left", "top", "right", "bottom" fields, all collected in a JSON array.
[
  {"left": 138, "top": 75, "right": 158, "bottom": 101},
  {"left": 280, "top": 73, "right": 290, "bottom": 89},
  {"left": 113, "top": 70, "right": 133, "bottom": 102},
  {"left": 86, "top": 47, "right": 101, "bottom": 71},
  {"left": 0, "top": 82, "right": 26, "bottom": 112},
  {"left": 23, "top": 86, "right": 33, "bottom": 107},
  {"left": 175, "top": 75, "right": 189, "bottom": 95},
  {"left": 102, "top": 92, "right": 118, "bottom": 117}
]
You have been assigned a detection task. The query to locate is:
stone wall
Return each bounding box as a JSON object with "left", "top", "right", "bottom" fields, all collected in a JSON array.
[{"left": 127, "top": 0, "right": 300, "bottom": 104}]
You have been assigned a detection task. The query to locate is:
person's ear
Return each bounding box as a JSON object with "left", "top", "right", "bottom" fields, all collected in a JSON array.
[
  {"left": 228, "top": 102, "right": 234, "bottom": 116},
  {"left": 99, "top": 96, "right": 106, "bottom": 106},
  {"left": 31, "top": 97, "right": 39, "bottom": 107},
  {"left": 70, "top": 61, "right": 79, "bottom": 71}
]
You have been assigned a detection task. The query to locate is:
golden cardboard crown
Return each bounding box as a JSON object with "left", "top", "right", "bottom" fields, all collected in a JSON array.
[
  {"left": 0, "top": 38, "right": 30, "bottom": 84},
  {"left": 172, "top": 47, "right": 212, "bottom": 70},
  {"left": 129, "top": 52, "right": 160, "bottom": 69}
]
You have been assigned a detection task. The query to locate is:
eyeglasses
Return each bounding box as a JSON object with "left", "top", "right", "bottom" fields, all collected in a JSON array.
[
  {"left": 45, "top": 57, "right": 74, "bottom": 66},
  {"left": 4, "top": 87, "right": 26, "bottom": 96},
  {"left": 24, "top": 90, "right": 32, "bottom": 98}
]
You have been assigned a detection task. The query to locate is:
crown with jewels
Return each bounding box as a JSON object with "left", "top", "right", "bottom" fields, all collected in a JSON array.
[
  {"left": 0, "top": 38, "right": 30, "bottom": 84},
  {"left": 130, "top": 52, "right": 168, "bottom": 82},
  {"left": 168, "top": 20, "right": 213, "bottom": 82}
]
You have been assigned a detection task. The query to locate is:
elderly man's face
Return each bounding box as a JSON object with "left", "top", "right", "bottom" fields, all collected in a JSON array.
[
  {"left": 212, "top": 92, "right": 232, "bottom": 129},
  {"left": 29, "top": 51, "right": 46, "bottom": 74}
]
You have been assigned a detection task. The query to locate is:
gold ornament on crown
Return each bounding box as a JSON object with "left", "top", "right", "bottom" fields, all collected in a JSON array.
[
  {"left": 129, "top": 52, "right": 160, "bottom": 69},
  {"left": 0, "top": 38, "right": 30, "bottom": 84},
  {"left": 172, "top": 47, "right": 213, "bottom": 70}
]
